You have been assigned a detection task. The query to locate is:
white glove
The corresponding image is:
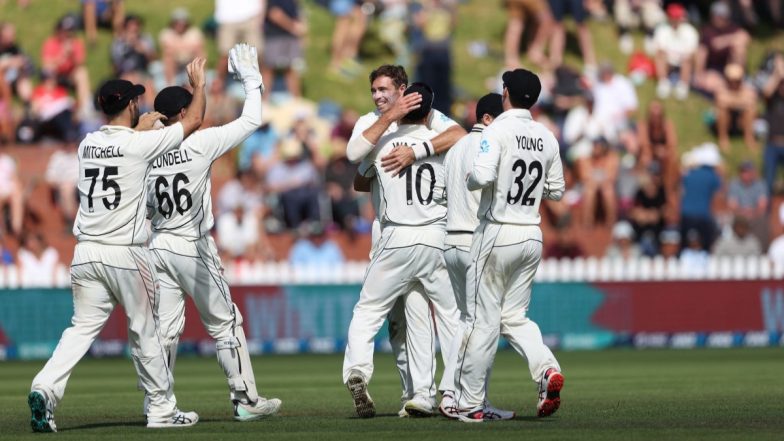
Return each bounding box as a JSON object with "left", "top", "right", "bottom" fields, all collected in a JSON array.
[{"left": 229, "top": 43, "right": 264, "bottom": 93}]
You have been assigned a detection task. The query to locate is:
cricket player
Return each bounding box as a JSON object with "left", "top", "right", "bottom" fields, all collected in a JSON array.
[
  {"left": 144, "top": 44, "right": 281, "bottom": 421},
  {"left": 441, "top": 93, "right": 515, "bottom": 421},
  {"left": 28, "top": 58, "right": 208, "bottom": 431},
  {"left": 454, "top": 69, "right": 565, "bottom": 422},
  {"left": 347, "top": 65, "right": 466, "bottom": 416},
  {"left": 343, "top": 83, "right": 462, "bottom": 418}
]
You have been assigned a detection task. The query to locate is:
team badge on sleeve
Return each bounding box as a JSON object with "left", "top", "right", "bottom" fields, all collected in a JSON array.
[{"left": 479, "top": 139, "right": 490, "bottom": 154}]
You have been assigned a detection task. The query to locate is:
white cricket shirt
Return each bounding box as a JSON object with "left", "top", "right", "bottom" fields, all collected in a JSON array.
[
  {"left": 147, "top": 89, "right": 262, "bottom": 240},
  {"left": 468, "top": 108, "right": 564, "bottom": 226},
  {"left": 74, "top": 123, "right": 184, "bottom": 245},
  {"left": 444, "top": 124, "right": 483, "bottom": 244}
]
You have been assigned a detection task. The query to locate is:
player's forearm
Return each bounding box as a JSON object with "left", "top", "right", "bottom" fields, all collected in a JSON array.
[
  {"left": 181, "top": 83, "right": 206, "bottom": 137},
  {"left": 431, "top": 125, "right": 467, "bottom": 155},
  {"left": 346, "top": 134, "right": 375, "bottom": 163},
  {"left": 466, "top": 165, "right": 496, "bottom": 191}
]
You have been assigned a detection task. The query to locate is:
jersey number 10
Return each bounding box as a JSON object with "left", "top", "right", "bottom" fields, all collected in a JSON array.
[
  {"left": 400, "top": 163, "right": 435, "bottom": 206},
  {"left": 155, "top": 173, "right": 193, "bottom": 218}
]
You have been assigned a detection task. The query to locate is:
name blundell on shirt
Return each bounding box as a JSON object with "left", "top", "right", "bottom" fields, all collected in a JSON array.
[
  {"left": 82, "top": 145, "right": 125, "bottom": 159},
  {"left": 152, "top": 149, "right": 194, "bottom": 169}
]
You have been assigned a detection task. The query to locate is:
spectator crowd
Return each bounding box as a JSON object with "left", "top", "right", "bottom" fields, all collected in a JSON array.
[{"left": 0, "top": 0, "right": 783, "bottom": 272}]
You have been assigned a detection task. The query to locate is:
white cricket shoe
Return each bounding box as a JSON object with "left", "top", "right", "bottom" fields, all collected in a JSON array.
[
  {"left": 438, "top": 391, "right": 459, "bottom": 419},
  {"left": 483, "top": 402, "right": 515, "bottom": 421},
  {"left": 147, "top": 410, "right": 199, "bottom": 428},
  {"left": 28, "top": 390, "right": 56, "bottom": 433},
  {"left": 537, "top": 368, "right": 564, "bottom": 417},
  {"left": 346, "top": 371, "right": 375, "bottom": 418},
  {"left": 403, "top": 395, "right": 435, "bottom": 418},
  {"left": 456, "top": 406, "right": 484, "bottom": 423},
  {"left": 234, "top": 397, "right": 282, "bottom": 421}
]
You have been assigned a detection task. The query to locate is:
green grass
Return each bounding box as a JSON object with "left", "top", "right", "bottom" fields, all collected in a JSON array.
[{"left": 1, "top": 348, "right": 783, "bottom": 440}]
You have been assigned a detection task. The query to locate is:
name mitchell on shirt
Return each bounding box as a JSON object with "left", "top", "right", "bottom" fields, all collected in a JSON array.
[{"left": 82, "top": 145, "right": 125, "bottom": 159}]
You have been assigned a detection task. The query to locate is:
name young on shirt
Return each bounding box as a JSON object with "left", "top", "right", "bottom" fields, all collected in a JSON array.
[
  {"left": 515, "top": 135, "right": 543, "bottom": 151},
  {"left": 82, "top": 145, "right": 124, "bottom": 159},
  {"left": 152, "top": 149, "right": 194, "bottom": 169}
]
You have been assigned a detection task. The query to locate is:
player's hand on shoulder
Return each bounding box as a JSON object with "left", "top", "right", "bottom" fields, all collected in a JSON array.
[
  {"left": 186, "top": 57, "right": 207, "bottom": 89},
  {"left": 229, "top": 43, "right": 264, "bottom": 93},
  {"left": 134, "top": 112, "right": 167, "bottom": 131},
  {"left": 386, "top": 92, "right": 422, "bottom": 122},
  {"left": 381, "top": 145, "right": 415, "bottom": 176}
]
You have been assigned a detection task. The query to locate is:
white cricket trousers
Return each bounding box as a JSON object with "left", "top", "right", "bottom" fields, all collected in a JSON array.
[
  {"left": 343, "top": 226, "right": 461, "bottom": 400},
  {"left": 31, "top": 242, "right": 177, "bottom": 421},
  {"left": 454, "top": 222, "right": 560, "bottom": 411}
]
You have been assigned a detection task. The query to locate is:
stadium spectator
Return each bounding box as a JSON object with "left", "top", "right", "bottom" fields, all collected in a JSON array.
[
  {"left": 212, "top": 0, "right": 264, "bottom": 92},
  {"left": 110, "top": 15, "right": 157, "bottom": 107},
  {"left": 548, "top": 0, "right": 596, "bottom": 73},
  {"left": 266, "top": 137, "right": 321, "bottom": 228},
  {"left": 546, "top": 216, "right": 585, "bottom": 258},
  {"left": 290, "top": 116, "right": 325, "bottom": 169},
  {"left": 680, "top": 143, "right": 722, "bottom": 251},
  {"left": 562, "top": 92, "right": 603, "bottom": 176},
  {"left": 376, "top": 0, "right": 409, "bottom": 68},
  {"left": 693, "top": 1, "right": 750, "bottom": 95},
  {"left": 41, "top": 14, "right": 92, "bottom": 118},
  {"left": 658, "top": 227, "right": 680, "bottom": 258},
  {"left": 238, "top": 113, "right": 279, "bottom": 174},
  {"left": 582, "top": 137, "right": 619, "bottom": 228},
  {"left": 0, "top": 152, "right": 23, "bottom": 238},
  {"left": 45, "top": 143, "right": 79, "bottom": 225},
  {"left": 545, "top": 65, "right": 585, "bottom": 124},
  {"left": 680, "top": 228, "right": 708, "bottom": 276},
  {"left": 727, "top": 161, "right": 768, "bottom": 245},
  {"left": 761, "top": 51, "right": 784, "bottom": 196},
  {"left": 591, "top": 62, "right": 638, "bottom": 155},
  {"left": 652, "top": 2, "right": 698, "bottom": 100},
  {"left": 217, "top": 169, "right": 265, "bottom": 217},
  {"left": 325, "top": 0, "right": 366, "bottom": 79},
  {"left": 216, "top": 202, "right": 263, "bottom": 262},
  {"left": 81, "top": 0, "right": 125, "bottom": 46},
  {"left": 713, "top": 63, "right": 757, "bottom": 151},
  {"left": 0, "top": 233, "right": 14, "bottom": 265},
  {"left": 28, "top": 70, "right": 78, "bottom": 143},
  {"left": 324, "top": 134, "right": 359, "bottom": 231},
  {"left": 713, "top": 216, "right": 762, "bottom": 256},
  {"left": 605, "top": 220, "right": 642, "bottom": 260},
  {"left": 503, "top": 0, "right": 554, "bottom": 68},
  {"left": 288, "top": 222, "right": 344, "bottom": 266},
  {"left": 412, "top": 0, "right": 456, "bottom": 115},
  {"left": 767, "top": 203, "right": 784, "bottom": 267},
  {"left": 630, "top": 168, "right": 667, "bottom": 255},
  {"left": 0, "top": 22, "right": 34, "bottom": 110},
  {"left": 157, "top": 8, "right": 206, "bottom": 88},
  {"left": 614, "top": 0, "right": 665, "bottom": 55},
  {"left": 262, "top": 0, "right": 306, "bottom": 99},
  {"left": 17, "top": 232, "right": 60, "bottom": 288},
  {"left": 0, "top": 71, "right": 11, "bottom": 144},
  {"left": 638, "top": 100, "right": 678, "bottom": 192}
]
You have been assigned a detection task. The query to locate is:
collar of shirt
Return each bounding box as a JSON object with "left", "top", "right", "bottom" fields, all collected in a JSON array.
[
  {"left": 495, "top": 108, "right": 532, "bottom": 123},
  {"left": 99, "top": 125, "right": 135, "bottom": 134},
  {"left": 470, "top": 123, "right": 485, "bottom": 133},
  {"left": 394, "top": 123, "right": 429, "bottom": 136}
]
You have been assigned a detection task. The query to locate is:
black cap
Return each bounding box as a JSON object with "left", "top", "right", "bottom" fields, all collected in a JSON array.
[
  {"left": 502, "top": 68, "right": 541, "bottom": 108},
  {"left": 97, "top": 79, "right": 145, "bottom": 115},
  {"left": 154, "top": 86, "right": 193, "bottom": 118},
  {"left": 475, "top": 93, "right": 503, "bottom": 122},
  {"left": 403, "top": 82, "right": 434, "bottom": 122}
]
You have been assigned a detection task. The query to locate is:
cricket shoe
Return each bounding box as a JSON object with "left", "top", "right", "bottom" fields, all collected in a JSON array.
[
  {"left": 483, "top": 402, "right": 515, "bottom": 421},
  {"left": 456, "top": 407, "right": 484, "bottom": 423},
  {"left": 438, "top": 391, "right": 459, "bottom": 419},
  {"left": 234, "top": 397, "right": 282, "bottom": 421},
  {"left": 398, "top": 405, "right": 409, "bottom": 418},
  {"left": 404, "top": 395, "right": 435, "bottom": 418},
  {"left": 28, "top": 390, "right": 56, "bottom": 433},
  {"left": 346, "top": 371, "right": 375, "bottom": 418},
  {"left": 147, "top": 410, "right": 199, "bottom": 428},
  {"left": 537, "top": 368, "right": 564, "bottom": 417}
]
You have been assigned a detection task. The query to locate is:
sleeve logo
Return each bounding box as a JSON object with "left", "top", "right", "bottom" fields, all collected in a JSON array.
[{"left": 479, "top": 139, "right": 490, "bottom": 153}]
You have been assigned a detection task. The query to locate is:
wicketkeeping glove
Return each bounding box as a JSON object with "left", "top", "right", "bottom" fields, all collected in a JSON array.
[{"left": 229, "top": 43, "right": 264, "bottom": 93}]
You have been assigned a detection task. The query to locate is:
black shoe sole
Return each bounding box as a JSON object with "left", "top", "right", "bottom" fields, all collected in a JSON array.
[{"left": 28, "top": 392, "right": 53, "bottom": 433}]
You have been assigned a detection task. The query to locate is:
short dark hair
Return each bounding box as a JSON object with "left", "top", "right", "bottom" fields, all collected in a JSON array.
[
  {"left": 508, "top": 93, "right": 530, "bottom": 109},
  {"left": 400, "top": 82, "right": 433, "bottom": 124},
  {"left": 369, "top": 65, "right": 408, "bottom": 88}
]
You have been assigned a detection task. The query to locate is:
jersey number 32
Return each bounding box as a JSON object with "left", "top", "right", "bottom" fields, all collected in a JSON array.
[{"left": 507, "top": 159, "right": 542, "bottom": 206}]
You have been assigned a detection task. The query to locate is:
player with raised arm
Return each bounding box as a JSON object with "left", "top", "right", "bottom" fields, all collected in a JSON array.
[
  {"left": 454, "top": 69, "right": 566, "bottom": 423},
  {"left": 441, "top": 93, "right": 515, "bottom": 421},
  {"left": 347, "top": 65, "right": 466, "bottom": 417},
  {"left": 343, "top": 83, "right": 462, "bottom": 419},
  {"left": 145, "top": 44, "right": 281, "bottom": 422},
  {"left": 28, "top": 58, "right": 208, "bottom": 432}
]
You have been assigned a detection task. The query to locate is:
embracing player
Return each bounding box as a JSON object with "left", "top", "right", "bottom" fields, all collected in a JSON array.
[
  {"left": 441, "top": 93, "right": 515, "bottom": 421},
  {"left": 28, "top": 58, "right": 207, "bottom": 431},
  {"left": 346, "top": 65, "right": 466, "bottom": 417},
  {"left": 343, "top": 83, "right": 462, "bottom": 418},
  {"left": 145, "top": 44, "right": 281, "bottom": 421},
  {"left": 454, "top": 69, "right": 565, "bottom": 422}
]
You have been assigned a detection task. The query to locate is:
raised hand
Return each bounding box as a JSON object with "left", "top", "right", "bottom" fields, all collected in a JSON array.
[
  {"left": 229, "top": 43, "right": 264, "bottom": 93},
  {"left": 134, "top": 112, "right": 167, "bottom": 131},
  {"left": 186, "top": 57, "right": 207, "bottom": 89}
]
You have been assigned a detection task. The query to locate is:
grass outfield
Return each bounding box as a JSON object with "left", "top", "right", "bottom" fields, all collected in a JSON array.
[{"left": 0, "top": 348, "right": 782, "bottom": 440}]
